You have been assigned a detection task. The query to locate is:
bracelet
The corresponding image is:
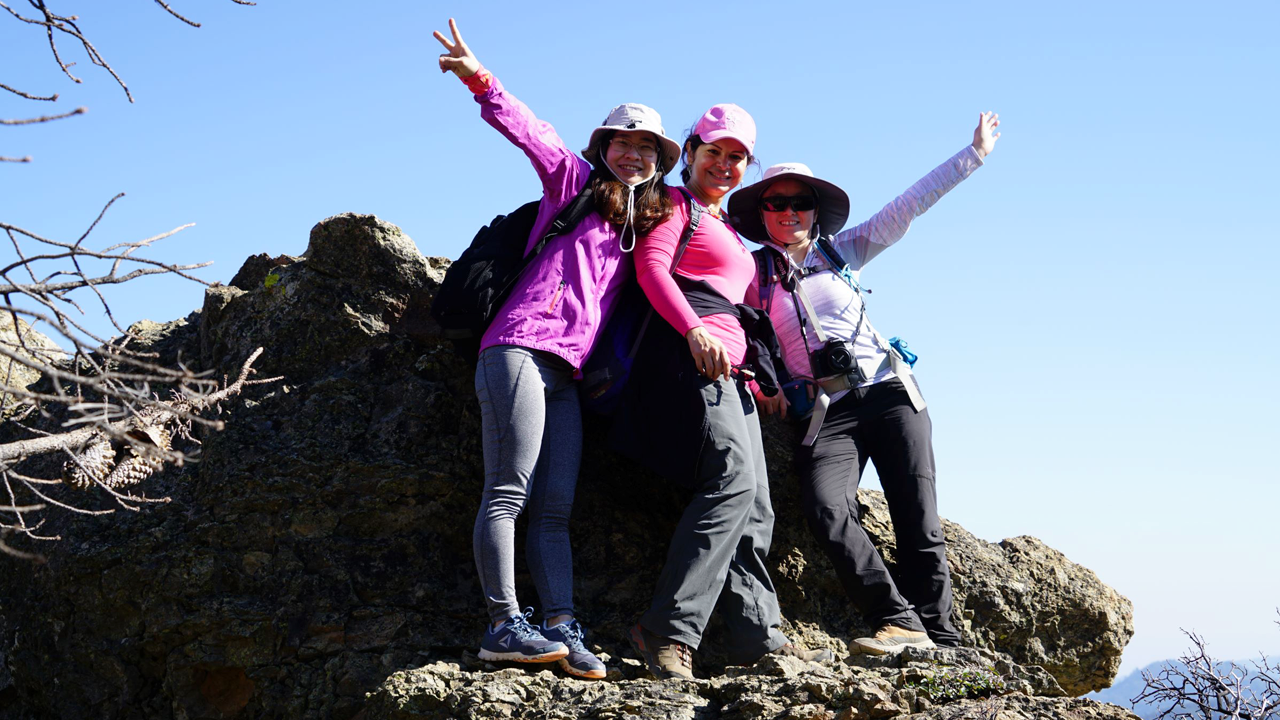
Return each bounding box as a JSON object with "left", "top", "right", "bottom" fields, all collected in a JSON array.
[{"left": 460, "top": 66, "right": 493, "bottom": 95}]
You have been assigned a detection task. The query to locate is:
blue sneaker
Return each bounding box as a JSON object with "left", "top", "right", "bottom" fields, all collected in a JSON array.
[
  {"left": 478, "top": 609, "right": 568, "bottom": 663},
  {"left": 542, "top": 619, "right": 607, "bottom": 680}
]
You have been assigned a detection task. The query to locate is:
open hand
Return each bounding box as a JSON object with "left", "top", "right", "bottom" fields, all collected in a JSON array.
[
  {"left": 972, "top": 111, "right": 1001, "bottom": 159},
  {"left": 432, "top": 18, "right": 480, "bottom": 78},
  {"left": 686, "top": 326, "right": 731, "bottom": 381}
]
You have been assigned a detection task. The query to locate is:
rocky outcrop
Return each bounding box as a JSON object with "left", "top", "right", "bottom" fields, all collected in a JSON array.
[
  {"left": 363, "top": 651, "right": 1139, "bottom": 720},
  {"left": 0, "top": 313, "right": 63, "bottom": 418},
  {"left": 0, "top": 213, "right": 1133, "bottom": 719}
]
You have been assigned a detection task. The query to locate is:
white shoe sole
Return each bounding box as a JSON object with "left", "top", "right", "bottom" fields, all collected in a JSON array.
[
  {"left": 852, "top": 637, "right": 936, "bottom": 655},
  {"left": 478, "top": 647, "right": 569, "bottom": 663}
]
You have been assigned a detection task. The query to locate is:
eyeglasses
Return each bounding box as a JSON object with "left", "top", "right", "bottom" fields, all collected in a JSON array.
[
  {"left": 760, "top": 196, "right": 817, "bottom": 213},
  {"left": 609, "top": 137, "right": 659, "bottom": 159}
]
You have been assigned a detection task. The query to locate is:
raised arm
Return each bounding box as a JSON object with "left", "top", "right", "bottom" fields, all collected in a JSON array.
[
  {"left": 433, "top": 18, "right": 586, "bottom": 209},
  {"left": 833, "top": 112, "right": 1000, "bottom": 270}
]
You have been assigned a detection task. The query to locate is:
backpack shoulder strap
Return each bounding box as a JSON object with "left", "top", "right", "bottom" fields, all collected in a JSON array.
[
  {"left": 620, "top": 188, "right": 704, "bottom": 362},
  {"left": 814, "top": 235, "right": 848, "bottom": 272},
  {"left": 543, "top": 174, "right": 598, "bottom": 242},
  {"left": 670, "top": 187, "right": 703, "bottom": 273},
  {"left": 814, "top": 234, "right": 866, "bottom": 291},
  {"left": 752, "top": 248, "right": 775, "bottom": 312}
]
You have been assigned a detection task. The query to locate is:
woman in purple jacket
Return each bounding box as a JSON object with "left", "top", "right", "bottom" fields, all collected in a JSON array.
[{"left": 435, "top": 18, "right": 681, "bottom": 679}]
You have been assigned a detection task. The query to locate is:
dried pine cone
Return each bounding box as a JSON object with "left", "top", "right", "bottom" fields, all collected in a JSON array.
[
  {"left": 61, "top": 436, "right": 116, "bottom": 490},
  {"left": 101, "top": 449, "right": 164, "bottom": 489}
]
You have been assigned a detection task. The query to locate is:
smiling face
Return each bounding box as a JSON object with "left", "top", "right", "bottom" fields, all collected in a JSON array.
[
  {"left": 602, "top": 130, "right": 659, "bottom": 185},
  {"left": 760, "top": 178, "right": 817, "bottom": 246},
  {"left": 685, "top": 138, "right": 749, "bottom": 203}
]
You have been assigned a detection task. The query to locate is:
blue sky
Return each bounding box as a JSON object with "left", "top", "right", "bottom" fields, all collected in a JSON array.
[{"left": 4, "top": 0, "right": 1278, "bottom": 681}]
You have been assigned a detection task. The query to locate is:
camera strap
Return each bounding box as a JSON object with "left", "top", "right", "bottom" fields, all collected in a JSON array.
[
  {"left": 782, "top": 264, "right": 840, "bottom": 445},
  {"left": 807, "top": 238, "right": 924, "bottom": 412},
  {"left": 775, "top": 242, "right": 926, "bottom": 446}
]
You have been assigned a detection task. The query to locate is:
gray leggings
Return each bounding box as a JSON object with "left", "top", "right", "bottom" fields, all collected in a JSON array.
[{"left": 473, "top": 345, "right": 581, "bottom": 624}]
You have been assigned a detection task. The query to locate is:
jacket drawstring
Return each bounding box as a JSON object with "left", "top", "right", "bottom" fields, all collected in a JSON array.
[{"left": 601, "top": 148, "right": 646, "bottom": 253}]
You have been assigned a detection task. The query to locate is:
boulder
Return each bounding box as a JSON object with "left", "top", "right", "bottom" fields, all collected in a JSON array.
[
  {"left": 0, "top": 313, "right": 63, "bottom": 418},
  {"left": 0, "top": 214, "right": 1133, "bottom": 719}
]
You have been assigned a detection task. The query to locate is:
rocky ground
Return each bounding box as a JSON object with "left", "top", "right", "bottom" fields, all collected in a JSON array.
[
  {"left": 0, "top": 214, "right": 1135, "bottom": 719},
  {"left": 362, "top": 648, "right": 1139, "bottom": 720}
]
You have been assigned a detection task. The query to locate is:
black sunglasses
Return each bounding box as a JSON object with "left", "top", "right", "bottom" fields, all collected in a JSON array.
[{"left": 760, "top": 196, "right": 817, "bottom": 213}]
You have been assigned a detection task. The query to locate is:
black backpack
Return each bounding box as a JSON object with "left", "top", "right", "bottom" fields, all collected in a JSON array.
[
  {"left": 431, "top": 180, "right": 597, "bottom": 360},
  {"left": 580, "top": 188, "right": 703, "bottom": 415}
]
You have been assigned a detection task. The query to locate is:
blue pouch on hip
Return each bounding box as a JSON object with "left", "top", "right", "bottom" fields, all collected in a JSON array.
[
  {"left": 782, "top": 379, "right": 818, "bottom": 421},
  {"left": 888, "top": 337, "right": 918, "bottom": 367}
]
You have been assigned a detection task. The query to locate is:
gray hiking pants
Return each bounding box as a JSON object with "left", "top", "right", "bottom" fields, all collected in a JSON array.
[
  {"left": 640, "top": 376, "right": 788, "bottom": 664},
  {"left": 473, "top": 345, "right": 581, "bottom": 624}
]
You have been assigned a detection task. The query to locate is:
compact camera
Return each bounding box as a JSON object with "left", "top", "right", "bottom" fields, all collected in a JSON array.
[{"left": 809, "top": 339, "right": 862, "bottom": 380}]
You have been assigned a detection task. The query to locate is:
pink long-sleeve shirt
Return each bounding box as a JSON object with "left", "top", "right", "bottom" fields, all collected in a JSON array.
[
  {"left": 473, "top": 78, "right": 634, "bottom": 370},
  {"left": 635, "top": 188, "right": 755, "bottom": 365}
]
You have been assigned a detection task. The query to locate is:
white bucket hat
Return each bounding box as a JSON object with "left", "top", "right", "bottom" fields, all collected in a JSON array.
[
  {"left": 582, "top": 103, "right": 682, "bottom": 176},
  {"left": 728, "top": 162, "right": 851, "bottom": 245}
]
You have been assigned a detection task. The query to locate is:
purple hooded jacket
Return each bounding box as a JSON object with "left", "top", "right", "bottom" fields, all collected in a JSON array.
[{"left": 475, "top": 78, "right": 634, "bottom": 372}]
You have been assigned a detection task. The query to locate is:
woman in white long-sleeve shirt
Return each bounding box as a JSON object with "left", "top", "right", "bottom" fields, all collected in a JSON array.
[{"left": 728, "top": 112, "right": 1000, "bottom": 656}]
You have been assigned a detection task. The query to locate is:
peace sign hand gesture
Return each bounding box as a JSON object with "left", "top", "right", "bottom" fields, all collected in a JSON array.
[
  {"left": 972, "top": 111, "right": 1001, "bottom": 159},
  {"left": 433, "top": 18, "right": 481, "bottom": 79}
]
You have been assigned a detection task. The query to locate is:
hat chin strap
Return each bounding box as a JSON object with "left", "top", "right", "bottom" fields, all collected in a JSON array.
[
  {"left": 601, "top": 148, "right": 657, "bottom": 253},
  {"left": 761, "top": 210, "right": 820, "bottom": 247}
]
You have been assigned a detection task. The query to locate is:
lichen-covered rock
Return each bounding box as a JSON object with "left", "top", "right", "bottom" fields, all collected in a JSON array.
[
  {"left": 0, "top": 313, "right": 63, "bottom": 417},
  {"left": 0, "top": 214, "right": 1132, "bottom": 719}
]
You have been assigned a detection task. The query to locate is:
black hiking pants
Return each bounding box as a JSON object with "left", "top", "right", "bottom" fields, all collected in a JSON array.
[{"left": 796, "top": 378, "right": 962, "bottom": 646}]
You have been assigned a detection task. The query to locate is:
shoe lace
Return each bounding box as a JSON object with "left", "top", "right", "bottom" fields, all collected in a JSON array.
[
  {"left": 676, "top": 642, "right": 692, "bottom": 668},
  {"left": 558, "top": 621, "right": 588, "bottom": 652},
  {"left": 659, "top": 639, "right": 692, "bottom": 669},
  {"left": 507, "top": 608, "right": 542, "bottom": 642}
]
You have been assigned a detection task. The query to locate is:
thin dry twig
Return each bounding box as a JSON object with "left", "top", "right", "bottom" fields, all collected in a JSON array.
[
  {"left": 0, "top": 106, "right": 86, "bottom": 125},
  {"left": 0, "top": 82, "right": 58, "bottom": 101}
]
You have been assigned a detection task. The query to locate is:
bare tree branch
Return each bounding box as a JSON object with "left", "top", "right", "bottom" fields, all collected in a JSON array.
[
  {"left": 0, "top": 82, "right": 58, "bottom": 101},
  {"left": 3, "top": 0, "right": 256, "bottom": 158},
  {"left": 0, "top": 0, "right": 132, "bottom": 99},
  {"left": 1, "top": 0, "right": 259, "bottom": 561},
  {"left": 152, "top": 0, "right": 201, "bottom": 27},
  {"left": 1134, "top": 624, "right": 1280, "bottom": 719},
  {"left": 0, "top": 106, "right": 86, "bottom": 125}
]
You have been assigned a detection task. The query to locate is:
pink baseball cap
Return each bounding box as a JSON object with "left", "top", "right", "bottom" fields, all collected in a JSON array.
[{"left": 694, "top": 104, "right": 756, "bottom": 154}]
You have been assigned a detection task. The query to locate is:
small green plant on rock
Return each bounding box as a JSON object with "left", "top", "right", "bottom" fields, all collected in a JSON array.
[{"left": 909, "top": 666, "right": 1009, "bottom": 703}]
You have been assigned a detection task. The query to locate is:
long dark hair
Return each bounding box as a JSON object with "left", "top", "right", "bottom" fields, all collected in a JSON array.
[
  {"left": 587, "top": 131, "right": 674, "bottom": 236},
  {"left": 679, "top": 133, "right": 758, "bottom": 185}
]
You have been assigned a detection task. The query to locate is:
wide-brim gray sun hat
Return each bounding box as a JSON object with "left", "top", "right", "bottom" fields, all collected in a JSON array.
[
  {"left": 728, "top": 163, "right": 851, "bottom": 245},
  {"left": 582, "top": 103, "right": 682, "bottom": 177}
]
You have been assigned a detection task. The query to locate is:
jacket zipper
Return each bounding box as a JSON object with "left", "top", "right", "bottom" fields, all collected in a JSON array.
[{"left": 546, "top": 281, "right": 566, "bottom": 314}]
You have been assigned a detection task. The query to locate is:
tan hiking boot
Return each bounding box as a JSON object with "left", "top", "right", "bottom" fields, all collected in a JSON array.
[
  {"left": 771, "top": 642, "right": 835, "bottom": 663},
  {"left": 629, "top": 624, "right": 694, "bottom": 680},
  {"left": 852, "top": 624, "right": 936, "bottom": 655}
]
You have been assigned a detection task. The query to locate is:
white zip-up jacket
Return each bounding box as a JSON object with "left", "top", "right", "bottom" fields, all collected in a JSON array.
[{"left": 748, "top": 145, "right": 984, "bottom": 404}]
